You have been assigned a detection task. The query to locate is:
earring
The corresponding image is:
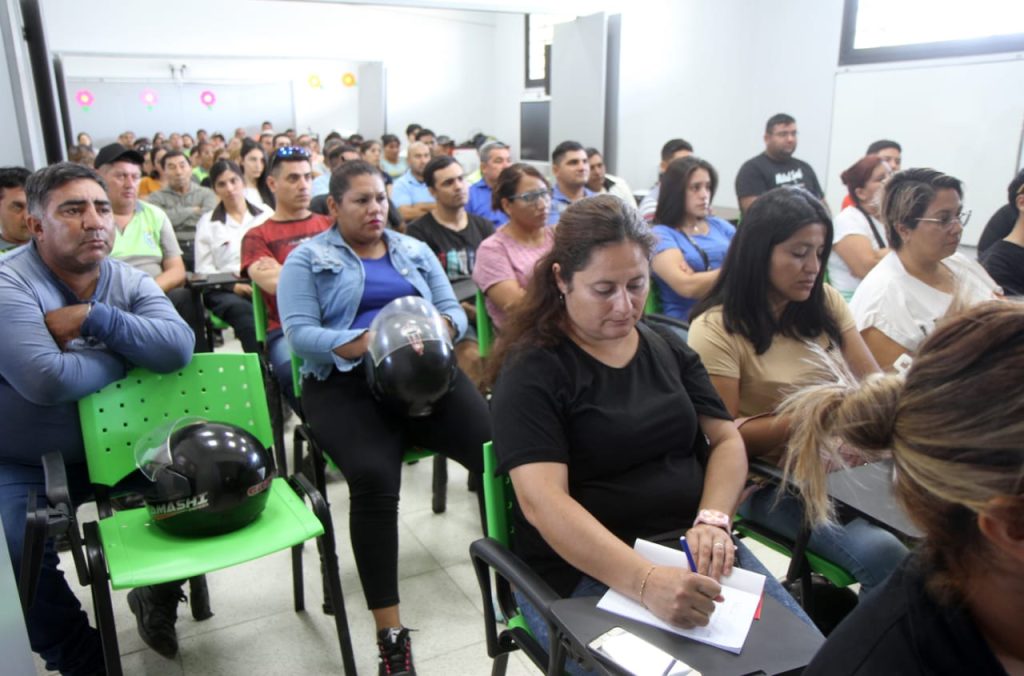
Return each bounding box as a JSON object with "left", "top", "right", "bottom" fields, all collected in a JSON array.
[{"left": 558, "top": 293, "right": 565, "bottom": 305}]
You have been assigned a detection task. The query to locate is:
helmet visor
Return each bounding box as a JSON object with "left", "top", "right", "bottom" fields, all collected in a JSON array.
[
  {"left": 367, "top": 296, "right": 453, "bottom": 366},
  {"left": 134, "top": 416, "right": 206, "bottom": 481}
]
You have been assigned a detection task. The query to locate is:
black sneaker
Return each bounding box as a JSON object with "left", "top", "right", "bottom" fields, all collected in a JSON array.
[
  {"left": 127, "top": 582, "right": 185, "bottom": 658},
  {"left": 377, "top": 627, "right": 415, "bottom": 676}
]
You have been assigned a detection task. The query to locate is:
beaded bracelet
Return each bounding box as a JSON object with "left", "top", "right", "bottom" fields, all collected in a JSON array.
[{"left": 638, "top": 565, "right": 657, "bottom": 609}]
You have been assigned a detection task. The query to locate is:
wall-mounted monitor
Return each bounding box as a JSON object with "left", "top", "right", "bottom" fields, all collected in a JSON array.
[{"left": 520, "top": 99, "right": 550, "bottom": 162}]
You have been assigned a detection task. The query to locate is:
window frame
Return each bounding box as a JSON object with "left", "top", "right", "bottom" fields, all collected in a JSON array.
[{"left": 838, "top": 0, "right": 1024, "bottom": 66}]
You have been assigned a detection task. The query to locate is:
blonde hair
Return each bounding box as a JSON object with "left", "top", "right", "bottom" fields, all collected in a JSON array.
[{"left": 781, "top": 301, "right": 1024, "bottom": 599}]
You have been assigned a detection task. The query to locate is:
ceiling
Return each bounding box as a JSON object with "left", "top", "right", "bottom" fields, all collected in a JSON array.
[{"left": 288, "top": 0, "right": 627, "bottom": 16}]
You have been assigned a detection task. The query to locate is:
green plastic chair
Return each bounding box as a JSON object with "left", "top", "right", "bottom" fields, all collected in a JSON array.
[
  {"left": 475, "top": 289, "right": 494, "bottom": 359},
  {"left": 644, "top": 285, "right": 664, "bottom": 315},
  {"left": 250, "top": 286, "right": 295, "bottom": 469},
  {"left": 24, "top": 354, "right": 357, "bottom": 675},
  {"left": 208, "top": 311, "right": 229, "bottom": 331},
  {"left": 470, "top": 442, "right": 566, "bottom": 675}
]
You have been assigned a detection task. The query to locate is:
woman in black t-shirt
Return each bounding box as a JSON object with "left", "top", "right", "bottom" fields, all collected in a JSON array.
[{"left": 488, "top": 195, "right": 809, "bottom": 646}]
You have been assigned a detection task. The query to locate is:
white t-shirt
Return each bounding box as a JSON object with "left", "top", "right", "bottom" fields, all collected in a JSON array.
[
  {"left": 828, "top": 206, "right": 887, "bottom": 295},
  {"left": 850, "top": 251, "right": 1002, "bottom": 352},
  {"left": 194, "top": 204, "right": 273, "bottom": 275},
  {"left": 243, "top": 187, "right": 266, "bottom": 207}
]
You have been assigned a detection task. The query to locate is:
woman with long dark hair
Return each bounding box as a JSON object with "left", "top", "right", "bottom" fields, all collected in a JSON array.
[
  {"left": 689, "top": 186, "right": 908, "bottom": 595},
  {"left": 194, "top": 159, "right": 271, "bottom": 353},
  {"left": 239, "top": 138, "right": 274, "bottom": 208},
  {"left": 651, "top": 156, "right": 735, "bottom": 320}
]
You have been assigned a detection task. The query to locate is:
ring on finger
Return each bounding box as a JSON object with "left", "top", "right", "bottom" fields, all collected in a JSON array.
[{"left": 713, "top": 542, "right": 725, "bottom": 548}]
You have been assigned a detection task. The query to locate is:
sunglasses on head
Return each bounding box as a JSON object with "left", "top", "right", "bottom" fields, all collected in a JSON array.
[{"left": 273, "top": 146, "right": 311, "bottom": 160}]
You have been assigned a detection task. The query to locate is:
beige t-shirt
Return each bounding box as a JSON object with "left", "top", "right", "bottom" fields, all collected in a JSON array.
[{"left": 688, "top": 284, "right": 855, "bottom": 418}]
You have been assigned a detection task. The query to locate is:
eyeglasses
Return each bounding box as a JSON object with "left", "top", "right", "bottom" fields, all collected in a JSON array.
[
  {"left": 510, "top": 189, "right": 551, "bottom": 205},
  {"left": 273, "top": 146, "right": 311, "bottom": 160},
  {"left": 915, "top": 209, "right": 971, "bottom": 230}
]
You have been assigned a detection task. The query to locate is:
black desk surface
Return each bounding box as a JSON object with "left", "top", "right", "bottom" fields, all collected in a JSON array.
[
  {"left": 550, "top": 594, "right": 823, "bottom": 676},
  {"left": 827, "top": 461, "right": 922, "bottom": 539},
  {"left": 186, "top": 272, "right": 249, "bottom": 290},
  {"left": 450, "top": 277, "right": 477, "bottom": 303},
  {"left": 0, "top": 520, "right": 37, "bottom": 675}
]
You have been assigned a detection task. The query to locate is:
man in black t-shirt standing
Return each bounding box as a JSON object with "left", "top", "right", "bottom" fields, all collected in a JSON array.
[
  {"left": 408, "top": 155, "right": 495, "bottom": 385},
  {"left": 735, "top": 113, "right": 823, "bottom": 216}
]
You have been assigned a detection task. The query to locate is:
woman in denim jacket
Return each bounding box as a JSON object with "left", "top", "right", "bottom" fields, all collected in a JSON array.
[{"left": 278, "top": 160, "right": 490, "bottom": 675}]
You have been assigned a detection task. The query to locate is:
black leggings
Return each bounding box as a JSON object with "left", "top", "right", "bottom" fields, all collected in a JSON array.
[{"left": 302, "top": 366, "right": 490, "bottom": 610}]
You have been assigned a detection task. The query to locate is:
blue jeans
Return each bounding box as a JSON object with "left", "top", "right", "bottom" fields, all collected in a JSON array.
[
  {"left": 739, "top": 486, "right": 909, "bottom": 595},
  {"left": 267, "top": 329, "right": 299, "bottom": 412},
  {"left": 515, "top": 540, "right": 815, "bottom": 676},
  {"left": 0, "top": 461, "right": 104, "bottom": 675}
]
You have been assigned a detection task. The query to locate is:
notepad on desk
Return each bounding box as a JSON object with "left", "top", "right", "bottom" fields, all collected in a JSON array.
[{"left": 596, "top": 539, "right": 765, "bottom": 654}]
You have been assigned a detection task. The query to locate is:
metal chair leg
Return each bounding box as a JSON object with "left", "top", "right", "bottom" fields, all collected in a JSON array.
[
  {"left": 431, "top": 453, "right": 447, "bottom": 514},
  {"left": 491, "top": 652, "right": 509, "bottom": 676},
  {"left": 84, "top": 522, "right": 123, "bottom": 676},
  {"left": 293, "top": 474, "right": 357, "bottom": 676}
]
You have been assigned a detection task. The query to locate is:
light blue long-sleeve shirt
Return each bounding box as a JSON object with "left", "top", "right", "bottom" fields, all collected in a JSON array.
[
  {"left": 278, "top": 226, "right": 466, "bottom": 380},
  {"left": 0, "top": 243, "right": 194, "bottom": 465}
]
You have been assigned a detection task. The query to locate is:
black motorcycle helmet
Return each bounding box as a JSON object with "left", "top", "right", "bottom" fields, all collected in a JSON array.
[
  {"left": 135, "top": 418, "right": 275, "bottom": 537},
  {"left": 365, "top": 296, "right": 457, "bottom": 417}
]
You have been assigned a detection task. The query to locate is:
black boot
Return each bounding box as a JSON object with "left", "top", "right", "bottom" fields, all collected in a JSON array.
[{"left": 127, "top": 580, "right": 185, "bottom": 658}]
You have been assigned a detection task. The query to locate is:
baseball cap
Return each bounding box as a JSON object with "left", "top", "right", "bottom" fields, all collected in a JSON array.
[{"left": 94, "top": 143, "right": 145, "bottom": 169}]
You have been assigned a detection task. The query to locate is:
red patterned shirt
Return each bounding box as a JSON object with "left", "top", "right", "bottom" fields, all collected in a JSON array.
[{"left": 240, "top": 213, "right": 332, "bottom": 331}]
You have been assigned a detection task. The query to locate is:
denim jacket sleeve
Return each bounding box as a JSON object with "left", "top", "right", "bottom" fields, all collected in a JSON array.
[{"left": 278, "top": 242, "right": 366, "bottom": 373}]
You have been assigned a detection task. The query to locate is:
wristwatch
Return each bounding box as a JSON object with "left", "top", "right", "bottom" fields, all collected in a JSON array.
[
  {"left": 693, "top": 509, "right": 731, "bottom": 531},
  {"left": 440, "top": 313, "right": 457, "bottom": 336}
]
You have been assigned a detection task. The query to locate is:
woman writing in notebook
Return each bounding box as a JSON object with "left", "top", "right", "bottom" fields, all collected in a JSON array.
[{"left": 488, "top": 196, "right": 811, "bottom": 665}]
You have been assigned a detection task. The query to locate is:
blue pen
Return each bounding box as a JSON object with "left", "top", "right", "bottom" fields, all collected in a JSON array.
[{"left": 679, "top": 536, "right": 698, "bottom": 573}]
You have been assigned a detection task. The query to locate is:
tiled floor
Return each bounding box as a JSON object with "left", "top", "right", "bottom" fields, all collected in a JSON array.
[{"left": 35, "top": 332, "right": 794, "bottom": 676}]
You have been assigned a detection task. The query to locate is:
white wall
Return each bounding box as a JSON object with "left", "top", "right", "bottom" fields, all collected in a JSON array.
[
  {"left": 613, "top": 0, "right": 1022, "bottom": 225},
  {"left": 614, "top": 0, "right": 842, "bottom": 205},
  {"left": 40, "top": 0, "right": 513, "bottom": 145},
  {"left": 490, "top": 12, "right": 526, "bottom": 158}
]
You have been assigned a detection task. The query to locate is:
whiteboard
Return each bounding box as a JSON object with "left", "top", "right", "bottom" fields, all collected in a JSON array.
[
  {"left": 64, "top": 79, "right": 295, "bottom": 147},
  {"left": 825, "top": 58, "right": 1024, "bottom": 247}
]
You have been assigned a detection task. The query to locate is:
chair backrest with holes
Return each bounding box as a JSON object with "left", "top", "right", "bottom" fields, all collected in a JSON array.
[{"left": 77, "top": 353, "right": 274, "bottom": 488}]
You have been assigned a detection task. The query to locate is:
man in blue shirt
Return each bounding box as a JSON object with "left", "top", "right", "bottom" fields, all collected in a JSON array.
[
  {"left": 466, "top": 141, "right": 511, "bottom": 228},
  {"left": 0, "top": 163, "right": 193, "bottom": 674},
  {"left": 391, "top": 141, "right": 435, "bottom": 223},
  {"left": 549, "top": 140, "right": 594, "bottom": 225}
]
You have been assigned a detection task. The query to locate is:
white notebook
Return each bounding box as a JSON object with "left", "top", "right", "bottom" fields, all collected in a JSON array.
[{"left": 596, "top": 539, "right": 765, "bottom": 654}]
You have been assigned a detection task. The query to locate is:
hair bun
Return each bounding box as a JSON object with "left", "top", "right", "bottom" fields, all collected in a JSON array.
[{"left": 836, "top": 373, "right": 902, "bottom": 451}]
